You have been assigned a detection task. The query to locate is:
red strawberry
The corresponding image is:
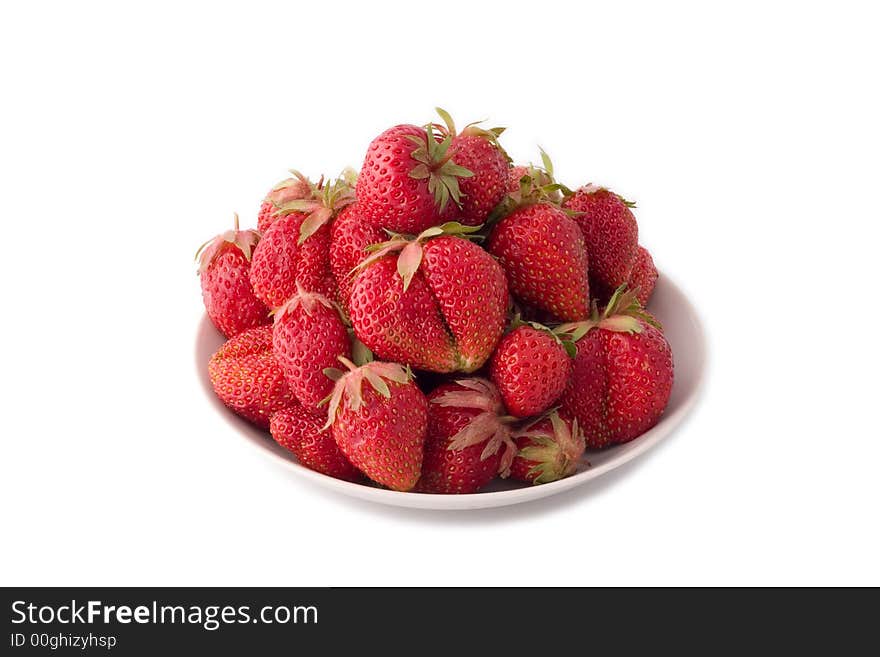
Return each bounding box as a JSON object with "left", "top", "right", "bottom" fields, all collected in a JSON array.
[
  {"left": 557, "top": 286, "right": 674, "bottom": 448},
  {"left": 250, "top": 173, "right": 354, "bottom": 308},
  {"left": 507, "top": 165, "right": 530, "bottom": 193},
  {"left": 432, "top": 108, "right": 509, "bottom": 226},
  {"left": 324, "top": 359, "right": 427, "bottom": 491},
  {"left": 629, "top": 245, "right": 658, "bottom": 307},
  {"left": 349, "top": 224, "right": 508, "bottom": 373},
  {"left": 509, "top": 411, "right": 586, "bottom": 484},
  {"left": 489, "top": 321, "right": 573, "bottom": 418},
  {"left": 418, "top": 379, "right": 517, "bottom": 494},
  {"left": 487, "top": 202, "right": 589, "bottom": 321},
  {"left": 356, "top": 123, "right": 472, "bottom": 233},
  {"left": 197, "top": 213, "right": 270, "bottom": 338},
  {"left": 270, "top": 404, "right": 362, "bottom": 482},
  {"left": 258, "top": 170, "right": 314, "bottom": 233},
  {"left": 329, "top": 203, "right": 385, "bottom": 312},
  {"left": 272, "top": 285, "right": 351, "bottom": 416},
  {"left": 208, "top": 325, "right": 294, "bottom": 428},
  {"left": 562, "top": 185, "right": 639, "bottom": 304}
]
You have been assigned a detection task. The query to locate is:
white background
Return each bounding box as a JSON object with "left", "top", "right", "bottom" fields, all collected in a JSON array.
[{"left": 1, "top": 1, "right": 878, "bottom": 586}]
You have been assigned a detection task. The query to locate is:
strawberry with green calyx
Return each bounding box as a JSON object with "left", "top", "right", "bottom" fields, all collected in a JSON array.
[
  {"left": 418, "top": 379, "right": 518, "bottom": 494},
  {"left": 487, "top": 200, "right": 589, "bottom": 322},
  {"left": 197, "top": 213, "right": 271, "bottom": 338},
  {"left": 208, "top": 325, "right": 295, "bottom": 428},
  {"left": 270, "top": 403, "right": 362, "bottom": 482},
  {"left": 357, "top": 123, "right": 474, "bottom": 234},
  {"left": 494, "top": 149, "right": 567, "bottom": 222},
  {"left": 272, "top": 283, "right": 352, "bottom": 416},
  {"left": 509, "top": 411, "right": 586, "bottom": 484},
  {"left": 489, "top": 318, "right": 574, "bottom": 418},
  {"left": 562, "top": 184, "right": 639, "bottom": 304},
  {"left": 556, "top": 285, "right": 674, "bottom": 448},
  {"left": 258, "top": 170, "right": 315, "bottom": 233},
  {"left": 250, "top": 171, "right": 355, "bottom": 308},
  {"left": 629, "top": 245, "right": 658, "bottom": 307},
  {"left": 322, "top": 357, "right": 427, "bottom": 491},
  {"left": 329, "top": 203, "right": 386, "bottom": 313},
  {"left": 430, "top": 108, "right": 510, "bottom": 226},
  {"left": 349, "top": 222, "right": 509, "bottom": 373}
]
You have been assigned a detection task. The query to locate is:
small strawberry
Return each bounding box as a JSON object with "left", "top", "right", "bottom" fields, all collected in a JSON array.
[
  {"left": 562, "top": 184, "right": 639, "bottom": 304},
  {"left": 487, "top": 202, "right": 589, "bottom": 321},
  {"left": 196, "top": 213, "right": 270, "bottom": 338},
  {"left": 273, "top": 284, "right": 351, "bottom": 416},
  {"left": 270, "top": 404, "right": 362, "bottom": 482},
  {"left": 250, "top": 172, "right": 354, "bottom": 308},
  {"left": 357, "top": 123, "right": 473, "bottom": 233},
  {"left": 489, "top": 320, "right": 573, "bottom": 418},
  {"left": 432, "top": 108, "right": 509, "bottom": 226},
  {"left": 556, "top": 286, "right": 674, "bottom": 448},
  {"left": 509, "top": 411, "right": 586, "bottom": 484},
  {"left": 629, "top": 245, "right": 658, "bottom": 307},
  {"left": 349, "top": 223, "right": 508, "bottom": 373},
  {"left": 208, "top": 325, "right": 294, "bottom": 428},
  {"left": 258, "top": 170, "right": 314, "bottom": 233},
  {"left": 324, "top": 358, "right": 427, "bottom": 491},
  {"left": 418, "top": 379, "right": 517, "bottom": 494},
  {"left": 329, "top": 203, "right": 386, "bottom": 312}
]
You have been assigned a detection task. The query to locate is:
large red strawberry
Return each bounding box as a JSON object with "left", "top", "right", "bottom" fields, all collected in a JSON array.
[
  {"left": 557, "top": 286, "right": 674, "bottom": 448},
  {"left": 487, "top": 202, "right": 589, "bottom": 321},
  {"left": 250, "top": 173, "right": 354, "bottom": 308},
  {"left": 208, "top": 325, "right": 294, "bottom": 428},
  {"left": 509, "top": 411, "right": 586, "bottom": 484},
  {"left": 324, "top": 359, "right": 427, "bottom": 491},
  {"left": 357, "top": 123, "right": 473, "bottom": 233},
  {"left": 197, "top": 213, "right": 270, "bottom": 338},
  {"left": 258, "top": 170, "right": 314, "bottom": 233},
  {"left": 432, "top": 108, "right": 509, "bottom": 226},
  {"left": 349, "top": 224, "right": 508, "bottom": 373},
  {"left": 272, "top": 284, "right": 351, "bottom": 416},
  {"left": 417, "top": 379, "right": 517, "bottom": 494},
  {"left": 270, "top": 404, "right": 362, "bottom": 482},
  {"left": 489, "top": 321, "right": 573, "bottom": 418},
  {"left": 629, "top": 245, "right": 658, "bottom": 307},
  {"left": 562, "top": 184, "right": 639, "bottom": 304},
  {"left": 329, "top": 203, "right": 385, "bottom": 312}
]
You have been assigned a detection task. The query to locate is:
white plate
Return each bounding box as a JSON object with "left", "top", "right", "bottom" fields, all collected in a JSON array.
[{"left": 195, "top": 272, "right": 706, "bottom": 510}]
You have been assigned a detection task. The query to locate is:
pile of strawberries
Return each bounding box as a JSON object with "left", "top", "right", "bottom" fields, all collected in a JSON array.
[{"left": 198, "top": 109, "right": 674, "bottom": 494}]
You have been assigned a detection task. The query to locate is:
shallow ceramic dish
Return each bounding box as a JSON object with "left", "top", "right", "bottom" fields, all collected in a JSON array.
[{"left": 196, "top": 272, "right": 705, "bottom": 510}]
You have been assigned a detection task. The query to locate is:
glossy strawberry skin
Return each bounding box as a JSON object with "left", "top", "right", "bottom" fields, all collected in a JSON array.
[
  {"left": 420, "top": 236, "right": 508, "bottom": 370},
  {"left": 560, "top": 322, "right": 673, "bottom": 448},
  {"left": 629, "top": 245, "right": 658, "bottom": 307},
  {"left": 417, "top": 383, "right": 503, "bottom": 494},
  {"left": 249, "top": 212, "right": 335, "bottom": 309},
  {"left": 258, "top": 200, "right": 279, "bottom": 234},
  {"left": 357, "top": 124, "right": 459, "bottom": 233},
  {"left": 270, "top": 405, "right": 362, "bottom": 482},
  {"left": 349, "top": 236, "right": 508, "bottom": 373},
  {"left": 273, "top": 302, "right": 351, "bottom": 416},
  {"left": 453, "top": 134, "right": 508, "bottom": 225},
  {"left": 487, "top": 203, "right": 589, "bottom": 322},
  {"left": 350, "top": 257, "right": 457, "bottom": 371},
  {"left": 562, "top": 187, "right": 638, "bottom": 304},
  {"left": 208, "top": 325, "right": 295, "bottom": 428},
  {"left": 332, "top": 380, "right": 428, "bottom": 491},
  {"left": 329, "top": 204, "right": 385, "bottom": 312},
  {"left": 489, "top": 326, "right": 572, "bottom": 418},
  {"left": 200, "top": 243, "right": 270, "bottom": 338}
]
